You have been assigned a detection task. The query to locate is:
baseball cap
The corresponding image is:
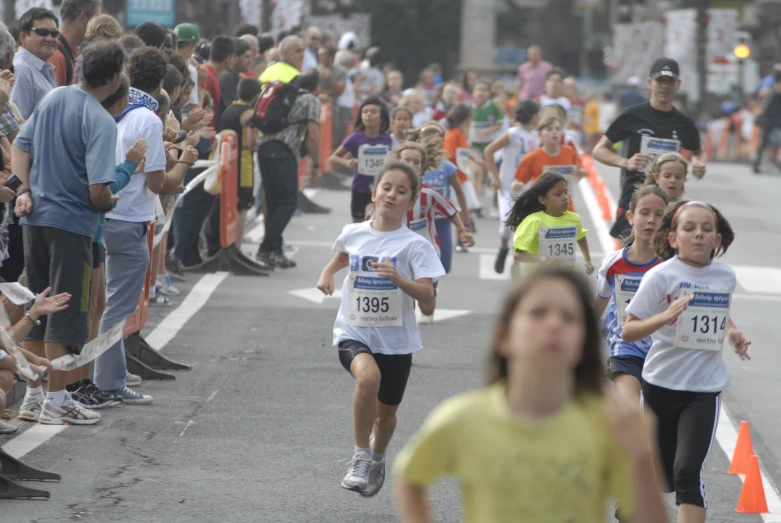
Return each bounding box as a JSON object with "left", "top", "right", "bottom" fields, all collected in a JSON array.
[
  {"left": 649, "top": 57, "right": 680, "bottom": 81},
  {"left": 174, "top": 23, "right": 200, "bottom": 43}
]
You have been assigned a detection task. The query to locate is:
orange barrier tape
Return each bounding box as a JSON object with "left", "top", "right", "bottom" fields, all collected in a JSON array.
[{"left": 123, "top": 221, "right": 155, "bottom": 337}]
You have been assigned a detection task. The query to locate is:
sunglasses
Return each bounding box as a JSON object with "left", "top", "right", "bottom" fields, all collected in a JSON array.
[{"left": 31, "top": 28, "right": 59, "bottom": 38}]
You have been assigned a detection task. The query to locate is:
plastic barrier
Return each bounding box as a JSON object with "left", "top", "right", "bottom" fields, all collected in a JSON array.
[{"left": 190, "top": 132, "right": 270, "bottom": 275}]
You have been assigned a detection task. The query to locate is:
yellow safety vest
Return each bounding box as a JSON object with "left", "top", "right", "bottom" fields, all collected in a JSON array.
[{"left": 259, "top": 61, "right": 300, "bottom": 86}]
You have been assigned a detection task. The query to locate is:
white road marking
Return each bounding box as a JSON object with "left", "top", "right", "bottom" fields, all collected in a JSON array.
[
  {"left": 145, "top": 272, "right": 230, "bottom": 351},
  {"left": 289, "top": 287, "right": 342, "bottom": 304},
  {"left": 479, "top": 254, "right": 510, "bottom": 280},
  {"left": 1, "top": 425, "right": 67, "bottom": 459},
  {"left": 206, "top": 390, "right": 219, "bottom": 403},
  {"left": 178, "top": 419, "right": 195, "bottom": 437},
  {"left": 245, "top": 219, "right": 265, "bottom": 244},
  {"left": 417, "top": 309, "right": 472, "bottom": 323},
  {"left": 733, "top": 266, "right": 781, "bottom": 295},
  {"left": 581, "top": 167, "right": 781, "bottom": 518}
]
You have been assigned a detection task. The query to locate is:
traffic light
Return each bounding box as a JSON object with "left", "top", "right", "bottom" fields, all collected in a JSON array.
[{"left": 733, "top": 32, "right": 752, "bottom": 61}]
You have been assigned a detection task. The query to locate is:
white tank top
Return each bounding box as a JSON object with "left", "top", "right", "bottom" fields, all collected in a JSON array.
[{"left": 499, "top": 127, "right": 539, "bottom": 191}]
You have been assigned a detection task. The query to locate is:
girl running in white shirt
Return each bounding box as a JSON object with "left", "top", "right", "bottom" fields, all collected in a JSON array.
[
  {"left": 317, "top": 162, "right": 446, "bottom": 497},
  {"left": 622, "top": 200, "right": 750, "bottom": 523},
  {"left": 390, "top": 107, "right": 413, "bottom": 148},
  {"left": 483, "top": 99, "right": 541, "bottom": 275},
  {"left": 640, "top": 152, "right": 688, "bottom": 204},
  {"left": 594, "top": 185, "right": 668, "bottom": 405}
]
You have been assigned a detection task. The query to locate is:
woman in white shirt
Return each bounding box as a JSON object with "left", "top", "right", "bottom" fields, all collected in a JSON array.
[{"left": 622, "top": 200, "right": 751, "bottom": 523}]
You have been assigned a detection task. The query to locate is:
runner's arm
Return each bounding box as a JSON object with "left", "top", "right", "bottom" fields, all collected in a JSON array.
[
  {"left": 628, "top": 451, "right": 668, "bottom": 523},
  {"left": 592, "top": 135, "right": 627, "bottom": 168},
  {"left": 395, "top": 479, "right": 432, "bottom": 523},
  {"left": 448, "top": 175, "right": 470, "bottom": 226},
  {"left": 396, "top": 278, "right": 435, "bottom": 305},
  {"left": 594, "top": 295, "right": 610, "bottom": 317},
  {"left": 329, "top": 145, "right": 354, "bottom": 169},
  {"left": 577, "top": 237, "right": 593, "bottom": 274},
  {"left": 316, "top": 252, "right": 349, "bottom": 295},
  {"left": 483, "top": 132, "right": 509, "bottom": 179}
]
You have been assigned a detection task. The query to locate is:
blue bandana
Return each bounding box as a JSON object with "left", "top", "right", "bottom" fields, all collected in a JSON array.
[{"left": 115, "top": 87, "right": 159, "bottom": 123}]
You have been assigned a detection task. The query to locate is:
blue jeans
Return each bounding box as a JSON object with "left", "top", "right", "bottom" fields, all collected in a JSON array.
[
  {"left": 435, "top": 218, "right": 452, "bottom": 274},
  {"left": 173, "top": 168, "right": 216, "bottom": 266},
  {"left": 93, "top": 219, "right": 149, "bottom": 391}
]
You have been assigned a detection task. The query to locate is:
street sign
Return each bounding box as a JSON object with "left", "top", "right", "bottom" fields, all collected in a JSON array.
[{"left": 126, "top": 0, "right": 175, "bottom": 28}]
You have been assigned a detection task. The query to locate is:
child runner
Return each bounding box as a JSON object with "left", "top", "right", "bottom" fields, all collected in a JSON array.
[
  {"left": 512, "top": 116, "right": 587, "bottom": 212},
  {"left": 540, "top": 104, "right": 583, "bottom": 155},
  {"left": 594, "top": 185, "right": 668, "bottom": 405},
  {"left": 537, "top": 67, "right": 571, "bottom": 111},
  {"left": 484, "top": 99, "right": 541, "bottom": 275},
  {"left": 414, "top": 123, "right": 470, "bottom": 269},
  {"left": 641, "top": 152, "right": 688, "bottom": 204},
  {"left": 393, "top": 141, "right": 474, "bottom": 323},
  {"left": 390, "top": 106, "right": 413, "bottom": 148},
  {"left": 622, "top": 200, "right": 750, "bottom": 523},
  {"left": 444, "top": 104, "right": 483, "bottom": 245},
  {"left": 394, "top": 267, "right": 667, "bottom": 523},
  {"left": 330, "top": 95, "right": 393, "bottom": 223},
  {"left": 317, "top": 161, "right": 445, "bottom": 497},
  {"left": 468, "top": 79, "right": 504, "bottom": 207},
  {"left": 506, "top": 172, "right": 593, "bottom": 275}
]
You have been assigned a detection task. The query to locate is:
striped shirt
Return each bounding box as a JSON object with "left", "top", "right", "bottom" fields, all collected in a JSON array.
[
  {"left": 10, "top": 48, "right": 57, "bottom": 120},
  {"left": 405, "top": 185, "right": 457, "bottom": 256},
  {"left": 597, "top": 245, "right": 662, "bottom": 359}
]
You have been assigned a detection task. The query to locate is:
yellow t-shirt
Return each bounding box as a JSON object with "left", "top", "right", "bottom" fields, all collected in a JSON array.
[
  {"left": 395, "top": 383, "right": 633, "bottom": 523},
  {"left": 513, "top": 210, "right": 587, "bottom": 269}
]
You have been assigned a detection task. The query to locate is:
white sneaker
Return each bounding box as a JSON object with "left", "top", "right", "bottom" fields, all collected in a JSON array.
[
  {"left": 341, "top": 452, "right": 371, "bottom": 492},
  {"left": 39, "top": 397, "right": 100, "bottom": 425},
  {"left": 360, "top": 460, "right": 386, "bottom": 497},
  {"left": 18, "top": 394, "right": 43, "bottom": 422},
  {"left": 0, "top": 419, "right": 18, "bottom": 434},
  {"left": 126, "top": 372, "right": 142, "bottom": 387}
]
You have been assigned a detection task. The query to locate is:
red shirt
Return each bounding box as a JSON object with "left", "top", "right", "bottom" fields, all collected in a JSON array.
[{"left": 203, "top": 64, "right": 221, "bottom": 127}]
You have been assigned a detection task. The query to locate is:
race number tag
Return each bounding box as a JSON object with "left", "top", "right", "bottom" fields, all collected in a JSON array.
[
  {"left": 456, "top": 148, "right": 472, "bottom": 177},
  {"left": 640, "top": 136, "right": 680, "bottom": 172},
  {"left": 674, "top": 291, "right": 731, "bottom": 351},
  {"left": 357, "top": 144, "right": 389, "bottom": 177},
  {"left": 543, "top": 165, "right": 577, "bottom": 188},
  {"left": 614, "top": 275, "right": 642, "bottom": 325},
  {"left": 346, "top": 257, "right": 402, "bottom": 327},
  {"left": 538, "top": 226, "right": 577, "bottom": 265}
]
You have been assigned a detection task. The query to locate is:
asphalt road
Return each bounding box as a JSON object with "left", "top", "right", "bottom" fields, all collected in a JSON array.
[{"left": 0, "top": 160, "right": 779, "bottom": 522}]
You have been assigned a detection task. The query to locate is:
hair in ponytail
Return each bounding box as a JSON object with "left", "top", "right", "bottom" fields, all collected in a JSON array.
[
  {"left": 504, "top": 172, "right": 567, "bottom": 230},
  {"left": 655, "top": 200, "right": 734, "bottom": 261},
  {"left": 620, "top": 185, "right": 669, "bottom": 246}
]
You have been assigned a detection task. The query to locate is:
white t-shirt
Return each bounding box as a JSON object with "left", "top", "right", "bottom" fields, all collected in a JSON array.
[
  {"left": 332, "top": 221, "right": 445, "bottom": 355},
  {"left": 107, "top": 107, "right": 167, "bottom": 222},
  {"left": 338, "top": 73, "right": 355, "bottom": 109},
  {"left": 538, "top": 95, "right": 572, "bottom": 111},
  {"left": 188, "top": 63, "right": 199, "bottom": 106},
  {"left": 499, "top": 127, "right": 538, "bottom": 191},
  {"left": 625, "top": 256, "right": 736, "bottom": 392}
]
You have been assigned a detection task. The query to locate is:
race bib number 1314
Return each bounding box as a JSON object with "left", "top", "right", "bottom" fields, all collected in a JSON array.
[{"left": 674, "top": 291, "right": 731, "bottom": 351}]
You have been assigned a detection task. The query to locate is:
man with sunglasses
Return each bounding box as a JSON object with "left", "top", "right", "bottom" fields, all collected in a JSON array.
[{"left": 10, "top": 8, "right": 59, "bottom": 119}]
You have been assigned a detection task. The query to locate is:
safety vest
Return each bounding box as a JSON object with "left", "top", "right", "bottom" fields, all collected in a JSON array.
[{"left": 259, "top": 61, "right": 300, "bottom": 86}]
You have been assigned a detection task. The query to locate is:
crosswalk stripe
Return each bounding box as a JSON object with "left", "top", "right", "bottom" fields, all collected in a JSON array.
[
  {"left": 479, "top": 254, "right": 511, "bottom": 280},
  {"left": 733, "top": 266, "right": 781, "bottom": 295}
]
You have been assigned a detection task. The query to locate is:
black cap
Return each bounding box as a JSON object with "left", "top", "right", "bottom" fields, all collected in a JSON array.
[{"left": 649, "top": 57, "right": 680, "bottom": 81}]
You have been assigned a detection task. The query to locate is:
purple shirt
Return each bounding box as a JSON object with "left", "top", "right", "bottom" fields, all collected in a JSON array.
[
  {"left": 517, "top": 59, "right": 552, "bottom": 100},
  {"left": 342, "top": 130, "right": 393, "bottom": 193}
]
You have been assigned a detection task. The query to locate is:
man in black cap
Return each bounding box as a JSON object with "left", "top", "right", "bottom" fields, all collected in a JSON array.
[{"left": 593, "top": 57, "right": 706, "bottom": 239}]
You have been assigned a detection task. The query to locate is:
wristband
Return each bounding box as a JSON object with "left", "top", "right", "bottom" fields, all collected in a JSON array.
[
  {"left": 17, "top": 188, "right": 31, "bottom": 197},
  {"left": 25, "top": 312, "right": 40, "bottom": 326}
]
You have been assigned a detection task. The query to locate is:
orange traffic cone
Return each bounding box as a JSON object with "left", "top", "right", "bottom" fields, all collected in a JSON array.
[
  {"left": 729, "top": 421, "right": 755, "bottom": 474},
  {"left": 736, "top": 455, "right": 768, "bottom": 514}
]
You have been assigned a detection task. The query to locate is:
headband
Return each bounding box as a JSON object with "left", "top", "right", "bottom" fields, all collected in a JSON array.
[{"left": 671, "top": 200, "right": 713, "bottom": 225}]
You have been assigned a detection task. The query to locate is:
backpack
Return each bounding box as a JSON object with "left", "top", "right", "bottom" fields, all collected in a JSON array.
[
  {"left": 56, "top": 35, "right": 74, "bottom": 85},
  {"left": 250, "top": 80, "right": 305, "bottom": 134}
]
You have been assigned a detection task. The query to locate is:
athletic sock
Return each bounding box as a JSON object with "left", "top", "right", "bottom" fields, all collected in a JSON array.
[
  {"left": 354, "top": 446, "right": 371, "bottom": 459},
  {"left": 46, "top": 389, "right": 68, "bottom": 407},
  {"left": 26, "top": 385, "right": 43, "bottom": 398},
  {"left": 372, "top": 451, "right": 385, "bottom": 462}
]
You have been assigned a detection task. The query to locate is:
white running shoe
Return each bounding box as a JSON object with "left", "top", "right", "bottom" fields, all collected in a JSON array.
[
  {"left": 126, "top": 372, "right": 142, "bottom": 387},
  {"left": 341, "top": 453, "right": 371, "bottom": 492},
  {"left": 360, "top": 460, "right": 386, "bottom": 497},
  {"left": 18, "top": 394, "right": 43, "bottom": 422},
  {"left": 0, "top": 419, "right": 18, "bottom": 434},
  {"left": 39, "top": 397, "right": 100, "bottom": 425}
]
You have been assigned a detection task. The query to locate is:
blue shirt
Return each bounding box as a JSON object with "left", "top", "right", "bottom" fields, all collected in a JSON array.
[
  {"left": 422, "top": 160, "right": 456, "bottom": 203},
  {"left": 15, "top": 86, "right": 117, "bottom": 237},
  {"left": 10, "top": 48, "right": 57, "bottom": 120},
  {"left": 596, "top": 245, "right": 662, "bottom": 359}
]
